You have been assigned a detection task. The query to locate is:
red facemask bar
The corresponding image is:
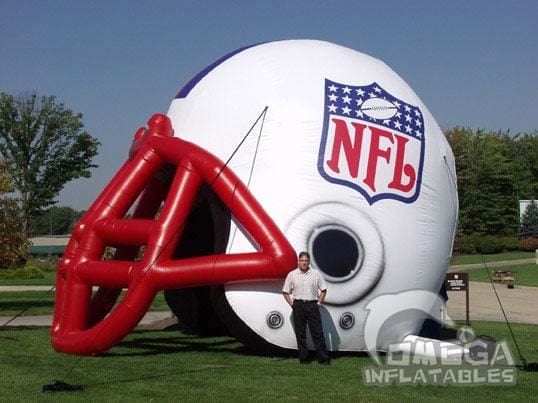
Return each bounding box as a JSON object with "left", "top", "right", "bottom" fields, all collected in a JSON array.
[{"left": 51, "top": 114, "right": 296, "bottom": 355}]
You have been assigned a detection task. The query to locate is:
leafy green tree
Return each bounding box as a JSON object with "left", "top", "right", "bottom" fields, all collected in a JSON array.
[
  {"left": 28, "top": 205, "right": 84, "bottom": 236},
  {"left": 511, "top": 132, "right": 538, "bottom": 198},
  {"left": 0, "top": 92, "right": 100, "bottom": 235},
  {"left": 446, "top": 128, "right": 519, "bottom": 236},
  {"left": 518, "top": 200, "right": 538, "bottom": 239},
  {"left": 0, "top": 160, "right": 27, "bottom": 269}
]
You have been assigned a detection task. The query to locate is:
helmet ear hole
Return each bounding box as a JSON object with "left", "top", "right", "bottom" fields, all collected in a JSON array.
[{"left": 309, "top": 226, "right": 363, "bottom": 282}]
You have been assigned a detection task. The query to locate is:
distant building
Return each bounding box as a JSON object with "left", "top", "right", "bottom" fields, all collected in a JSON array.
[
  {"left": 519, "top": 199, "right": 536, "bottom": 221},
  {"left": 28, "top": 235, "right": 70, "bottom": 256}
]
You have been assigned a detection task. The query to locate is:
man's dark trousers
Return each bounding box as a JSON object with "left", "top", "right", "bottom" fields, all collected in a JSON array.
[{"left": 292, "top": 300, "right": 330, "bottom": 363}]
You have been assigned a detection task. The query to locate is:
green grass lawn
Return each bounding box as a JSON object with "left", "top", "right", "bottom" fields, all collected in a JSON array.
[
  {"left": 450, "top": 251, "right": 535, "bottom": 266},
  {"left": 0, "top": 321, "right": 537, "bottom": 401},
  {"left": 0, "top": 270, "right": 57, "bottom": 285},
  {"left": 462, "top": 264, "right": 538, "bottom": 287},
  {"left": 0, "top": 291, "right": 171, "bottom": 316}
]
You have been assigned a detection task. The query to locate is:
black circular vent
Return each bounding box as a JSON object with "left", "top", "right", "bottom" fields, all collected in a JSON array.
[{"left": 310, "top": 227, "right": 362, "bottom": 282}]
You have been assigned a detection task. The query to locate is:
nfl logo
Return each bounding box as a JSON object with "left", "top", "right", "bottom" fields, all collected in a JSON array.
[{"left": 317, "top": 79, "right": 425, "bottom": 205}]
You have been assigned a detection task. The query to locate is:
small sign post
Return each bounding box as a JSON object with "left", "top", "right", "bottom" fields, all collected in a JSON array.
[{"left": 445, "top": 272, "right": 470, "bottom": 325}]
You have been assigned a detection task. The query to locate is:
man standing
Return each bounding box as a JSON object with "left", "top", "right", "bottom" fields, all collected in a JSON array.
[{"left": 283, "top": 251, "right": 330, "bottom": 364}]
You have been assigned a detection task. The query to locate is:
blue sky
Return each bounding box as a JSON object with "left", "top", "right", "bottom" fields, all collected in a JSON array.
[{"left": 1, "top": 1, "right": 537, "bottom": 210}]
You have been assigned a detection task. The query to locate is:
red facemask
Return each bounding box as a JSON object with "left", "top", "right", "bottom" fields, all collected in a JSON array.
[{"left": 51, "top": 114, "right": 296, "bottom": 355}]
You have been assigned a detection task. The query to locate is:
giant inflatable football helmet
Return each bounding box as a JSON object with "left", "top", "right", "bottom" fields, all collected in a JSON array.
[{"left": 52, "top": 40, "right": 458, "bottom": 355}]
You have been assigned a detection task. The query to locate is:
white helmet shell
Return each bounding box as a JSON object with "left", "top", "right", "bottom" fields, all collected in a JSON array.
[{"left": 167, "top": 40, "right": 458, "bottom": 351}]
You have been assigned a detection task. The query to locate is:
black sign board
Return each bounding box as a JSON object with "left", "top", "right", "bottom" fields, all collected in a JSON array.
[
  {"left": 445, "top": 272, "right": 470, "bottom": 325},
  {"left": 445, "top": 272, "right": 468, "bottom": 291}
]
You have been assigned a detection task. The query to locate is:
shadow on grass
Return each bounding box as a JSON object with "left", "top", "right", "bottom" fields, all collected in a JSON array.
[
  {"left": 109, "top": 327, "right": 371, "bottom": 362},
  {"left": 110, "top": 337, "right": 293, "bottom": 359},
  {"left": 441, "top": 326, "right": 459, "bottom": 340},
  {"left": 102, "top": 321, "right": 293, "bottom": 358},
  {"left": 108, "top": 335, "right": 241, "bottom": 357},
  {"left": 0, "top": 300, "right": 54, "bottom": 310}
]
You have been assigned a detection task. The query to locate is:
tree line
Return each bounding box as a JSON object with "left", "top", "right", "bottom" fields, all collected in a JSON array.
[
  {"left": 28, "top": 206, "right": 84, "bottom": 236},
  {"left": 446, "top": 127, "right": 537, "bottom": 253}
]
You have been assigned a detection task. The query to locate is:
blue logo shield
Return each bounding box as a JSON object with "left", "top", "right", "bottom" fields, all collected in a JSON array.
[{"left": 318, "top": 79, "right": 425, "bottom": 205}]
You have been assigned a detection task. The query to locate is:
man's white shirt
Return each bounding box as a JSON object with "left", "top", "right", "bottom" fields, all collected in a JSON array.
[{"left": 282, "top": 268, "right": 327, "bottom": 301}]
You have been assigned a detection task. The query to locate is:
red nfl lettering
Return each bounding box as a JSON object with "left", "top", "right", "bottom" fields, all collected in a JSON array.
[
  {"left": 388, "top": 134, "right": 416, "bottom": 193},
  {"left": 364, "top": 125, "right": 393, "bottom": 192},
  {"left": 326, "top": 118, "right": 417, "bottom": 194},
  {"left": 326, "top": 119, "right": 365, "bottom": 178}
]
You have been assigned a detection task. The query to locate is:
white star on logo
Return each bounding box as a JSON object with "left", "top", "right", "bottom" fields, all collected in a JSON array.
[
  {"left": 355, "top": 98, "right": 363, "bottom": 106},
  {"left": 405, "top": 124, "right": 412, "bottom": 133},
  {"left": 342, "top": 106, "right": 351, "bottom": 115},
  {"left": 395, "top": 111, "right": 402, "bottom": 118},
  {"left": 415, "top": 119, "right": 422, "bottom": 128},
  {"left": 368, "top": 92, "right": 376, "bottom": 98},
  {"left": 328, "top": 84, "right": 338, "bottom": 92},
  {"left": 355, "top": 110, "right": 364, "bottom": 118},
  {"left": 328, "top": 104, "right": 337, "bottom": 113},
  {"left": 342, "top": 95, "right": 351, "bottom": 104},
  {"left": 383, "top": 119, "right": 391, "bottom": 125},
  {"left": 342, "top": 86, "right": 352, "bottom": 94},
  {"left": 414, "top": 109, "right": 422, "bottom": 117},
  {"left": 404, "top": 105, "right": 411, "bottom": 112},
  {"left": 415, "top": 130, "right": 422, "bottom": 137},
  {"left": 394, "top": 100, "right": 401, "bottom": 109},
  {"left": 328, "top": 94, "right": 338, "bottom": 102},
  {"left": 374, "top": 86, "right": 382, "bottom": 93},
  {"left": 394, "top": 121, "right": 402, "bottom": 130},
  {"left": 405, "top": 114, "right": 412, "bottom": 122},
  {"left": 355, "top": 88, "right": 365, "bottom": 97}
]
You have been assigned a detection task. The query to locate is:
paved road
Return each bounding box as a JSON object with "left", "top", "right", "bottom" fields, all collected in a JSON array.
[
  {"left": 0, "top": 311, "right": 173, "bottom": 327},
  {"left": 448, "top": 258, "right": 535, "bottom": 272},
  {"left": 446, "top": 281, "right": 538, "bottom": 325},
  {"left": 0, "top": 285, "right": 55, "bottom": 292}
]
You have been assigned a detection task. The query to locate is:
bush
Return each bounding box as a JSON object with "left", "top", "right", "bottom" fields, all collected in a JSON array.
[
  {"left": 454, "top": 233, "right": 520, "bottom": 254},
  {"left": 25, "top": 258, "right": 56, "bottom": 272},
  {"left": 519, "top": 237, "right": 538, "bottom": 252},
  {"left": 499, "top": 236, "right": 520, "bottom": 251},
  {"left": 0, "top": 266, "right": 44, "bottom": 280},
  {"left": 475, "top": 235, "right": 504, "bottom": 254}
]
